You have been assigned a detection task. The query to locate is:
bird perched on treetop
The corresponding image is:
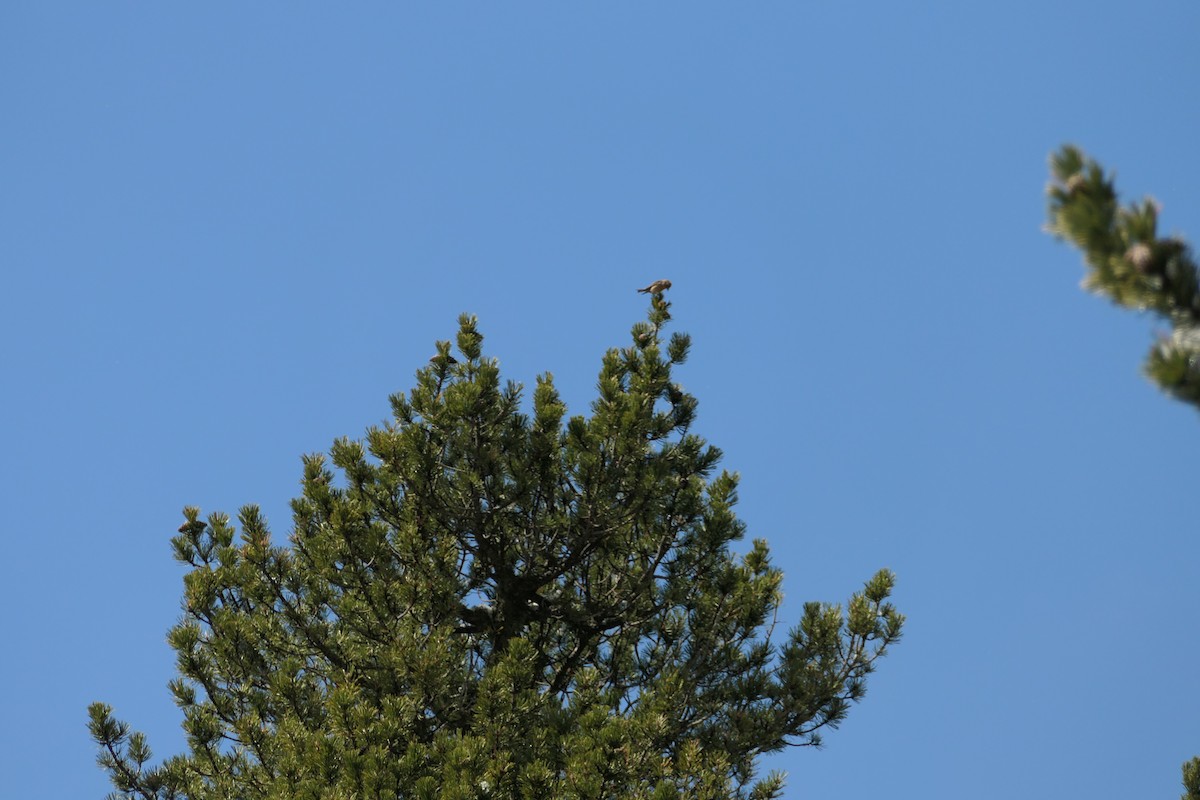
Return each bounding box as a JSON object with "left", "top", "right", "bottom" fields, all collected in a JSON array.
[{"left": 637, "top": 279, "right": 672, "bottom": 294}]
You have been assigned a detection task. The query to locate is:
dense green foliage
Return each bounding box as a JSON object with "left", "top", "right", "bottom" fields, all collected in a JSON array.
[
  {"left": 1046, "top": 145, "right": 1200, "bottom": 409},
  {"left": 1184, "top": 758, "right": 1200, "bottom": 800},
  {"left": 1046, "top": 146, "right": 1199, "bottom": 799},
  {"left": 90, "top": 297, "right": 902, "bottom": 799}
]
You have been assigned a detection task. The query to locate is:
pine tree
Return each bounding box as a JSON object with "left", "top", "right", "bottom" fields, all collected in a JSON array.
[
  {"left": 1045, "top": 146, "right": 1199, "bottom": 799},
  {"left": 89, "top": 295, "right": 903, "bottom": 800},
  {"left": 1045, "top": 145, "right": 1200, "bottom": 410}
]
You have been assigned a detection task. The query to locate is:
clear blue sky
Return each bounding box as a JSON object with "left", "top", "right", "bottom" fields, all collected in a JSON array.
[{"left": 3, "top": 3, "right": 1198, "bottom": 797}]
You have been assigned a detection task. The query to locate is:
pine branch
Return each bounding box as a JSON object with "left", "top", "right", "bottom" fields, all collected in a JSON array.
[
  {"left": 1183, "top": 756, "right": 1200, "bottom": 800},
  {"left": 1046, "top": 144, "right": 1200, "bottom": 408}
]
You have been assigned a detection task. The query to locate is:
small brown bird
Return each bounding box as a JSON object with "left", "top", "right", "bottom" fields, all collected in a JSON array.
[{"left": 637, "top": 279, "right": 672, "bottom": 294}]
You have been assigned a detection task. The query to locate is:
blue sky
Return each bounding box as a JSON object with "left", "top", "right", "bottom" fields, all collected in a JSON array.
[{"left": 3, "top": 3, "right": 1199, "bottom": 797}]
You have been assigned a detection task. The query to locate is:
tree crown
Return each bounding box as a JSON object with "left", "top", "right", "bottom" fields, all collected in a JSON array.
[{"left": 90, "top": 297, "right": 902, "bottom": 800}]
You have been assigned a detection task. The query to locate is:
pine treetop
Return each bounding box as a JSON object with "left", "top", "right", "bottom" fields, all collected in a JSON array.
[{"left": 90, "top": 298, "right": 902, "bottom": 800}]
